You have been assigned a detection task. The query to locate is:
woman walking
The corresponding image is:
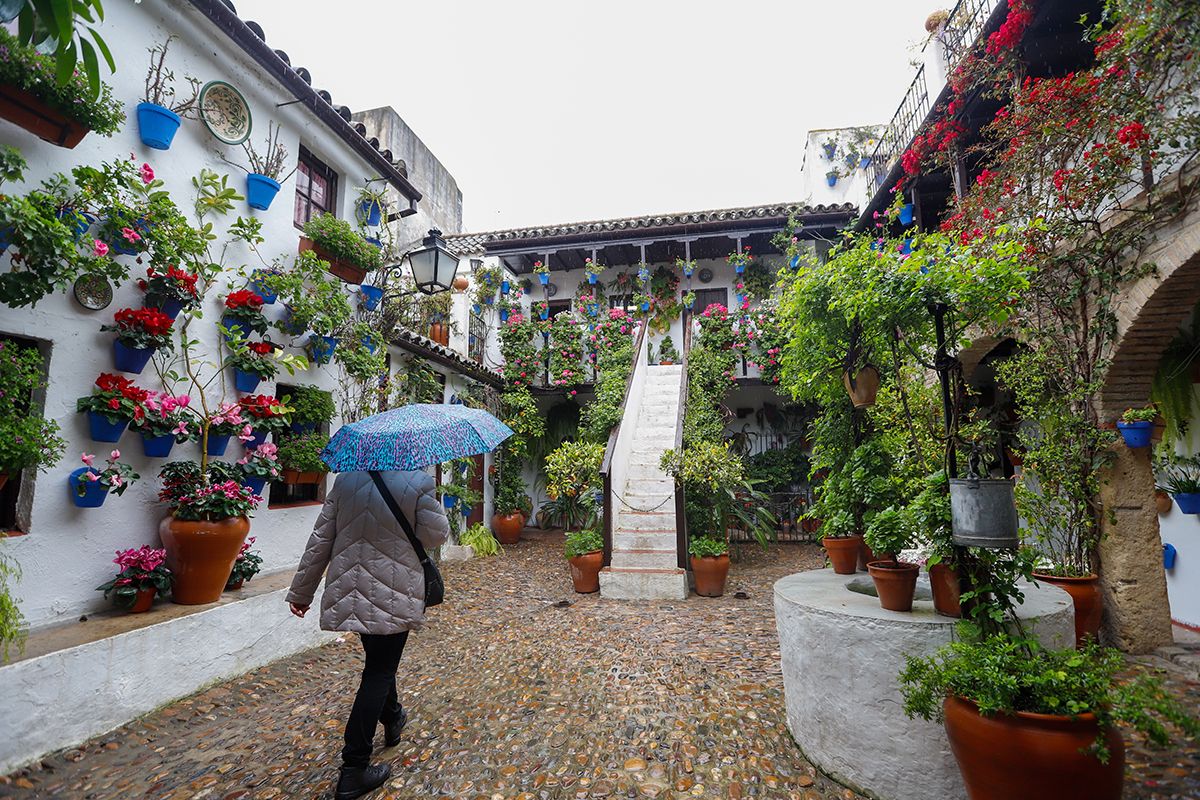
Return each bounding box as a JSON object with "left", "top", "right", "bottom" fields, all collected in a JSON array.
[{"left": 287, "top": 468, "right": 450, "bottom": 800}]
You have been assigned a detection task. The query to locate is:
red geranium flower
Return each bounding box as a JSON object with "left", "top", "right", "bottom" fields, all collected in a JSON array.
[{"left": 225, "top": 290, "right": 264, "bottom": 310}]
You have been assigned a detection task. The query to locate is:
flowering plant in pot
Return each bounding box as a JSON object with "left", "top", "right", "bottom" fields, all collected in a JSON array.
[
  {"left": 301, "top": 212, "right": 382, "bottom": 283},
  {"left": 75, "top": 373, "right": 150, "bottom": 442},
  {"left": 533, "top": 260, "right": 550, "bottom": 285},
  {"left": 276, "top": 432, "right": 329, "bottom": 484},
  {"left": 137, "top": 36, "right": 200, "bottom": 150},
  {"left": 95, "top": 546, "right": 172, "bottom": 613},
  {"left": 219, "top": 121, "right": 297, "bottom": 211},
  {"left": 0, "top": 341, "right": 65, "bottom": 489},
  {"left": 101, "top": 306, "right": 175, "bottom": 374},
  {"left": 492, "top": 474, "right": 527, "bottom": 544},
  {"left": 225, "top": 340, "right": 279, "bottom": 393},
  {"left": 225, "top": 537, "right": 263, "bottom": 590},
  {"left": 584, "top": 257, "right": 602, "bottom": 284},
  {"left": 237, "top": 394, "right": 293, "bottom": 442},
  {"left": 70, "top": 450, "right": 138, "bottom": 508},
  {"left": 158, "top": 460, "right": 261, "bottom": 604},
  {"left": 221, "top": 289, "right": 268, "bottom": 339},
  {"left": 238, "top": 442, "right": 281, "bottom": 497},
  {"left": 726, "top": 246, "right": 752, "bottom": 273},
  {"left": 564, "top": 526, "right": 604, "bottom": 593},
  {"left": 203, "top": 401, "right": 248, "bottom": 456},
  {"left": 131, "top": 390, "right": 193, "bottom": 458},
  {"left": 138, "top": 264, "right": 201, "bottom": 318},
  {"left": 1116, "top": 405, "right": 1156, "bottom": 449},
  {"left": 899, "top": 633, "right": 1199, "bottom": 800}
]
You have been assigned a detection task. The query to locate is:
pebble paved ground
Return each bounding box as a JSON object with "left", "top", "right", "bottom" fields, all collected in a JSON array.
[{"left": 1, "top": 531, "right": 1197, "bottom": 800}]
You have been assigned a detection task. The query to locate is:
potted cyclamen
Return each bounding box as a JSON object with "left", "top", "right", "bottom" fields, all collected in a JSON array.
[
  {"left": 132, "top": 390, "right": 193, "bottom": 458},
  {"left": 237, "top": 394, "right": 293, "bottom": 449},
  {"left": 225, "top": 537, "right": 263, "bottom": 591},
  {"left": 76, "top": 373, "right": 151, "bottom": 443},
  {"left": 238, "top": 443, "right": 281, "bottom": 496},
  {"left": 300, "top": 212, "right": 383, "bottom": 284},
  {"left": 101, "top": 306, "right": 175, "bottom": 374},
  {"left": 226, "top": 340, "right": 279, "bottom": 394},
  {"left": 139, "top": 264, "right": 201, "bottom": 319},
  {"left": 863, "top": 508, "right": 920, "bottom": 612},
  {"left": 221, "top": 289, "right": 268, "bottom": 340},
  {"left": 1116, "top": 406, "right": 1156, "bottom": 448},
  {"left": 136, "top": 37, "right": 200, "bottom": 150},
  {"left": 0, "top": 341, "right": 65, "bottom": 490},
  {"left": 204, "top": 401, "right": 248, "bottom": 456},
  {"left": 564, "top": 528, "right": 604, "bottom": 593},
  {"left": 70, "top": 450, "right": 139, "bottom": 508},
  {"left": 534, "top": 260, "right": 551, "bottom": 286},
  {"left": 96, "top": 546, "right": 172, "bottom": 613},
  {"left": 276, "top": 432, "right": 330, "bottom": 484},
  {"left": 158, "top": 461, "right": 261, "bottom": 604}
]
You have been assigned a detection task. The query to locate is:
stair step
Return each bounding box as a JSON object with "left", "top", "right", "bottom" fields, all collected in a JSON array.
[
  {"left": 617, "top": 512, "right": 675, "bottom": 531},
  {"left": 612, "top": 550, "right": 679, "bottom": 570},
  {"left": 614, "top": 531, "right": 678, "bottom": 550},
  {"left": 599, "top": 566, "right": 688, "bottom": 600}
]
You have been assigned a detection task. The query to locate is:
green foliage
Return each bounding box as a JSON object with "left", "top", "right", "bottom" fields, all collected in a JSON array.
[
  {"left": 275, "top": 432, "right": 329, "bottom": 473},
  {"left": 390, "top": 358, "right": 442, "bottom": 406},
  {"left": 545, "top": 440, "right": 605, "bottom": 500},
  {"left": 303, "top": 213, "right": 382, "bottom": 273},
  {"left": 746, "top": 442, "right": 809, "bottom": 493},
  {"left": 578, "top": 311, "right": 635, "bottom": 443},
  {"left": 462, "top": 523, "right": 503, "bottom": 557},
  {"left": 285, "top": 385, "right": 334, "bottom": 425},
  {"left": 335, "top": 323, "right": 387, "bottom": 382},
  {"left": 688, "top": 535, "right": 728, "bottom": 558},
  {"left": 269, "top": 251, "right": 353, "bottom": 337},
  {"left": 472, "top": 264, "right": 501, "bottom": 307},
  {"left": 1120, "top": 406, "right": 1157, "bottom": 424},
  {"left": 657, "top": 335, "right": 679, "bottom": 363},
  {"left": 494, "top": 466, "right": 526, "bottom": 516},
  {"left": 1155, "top": 453, "right": 1200, "bottom": 495},
  {"left": 863, "top": 507, "right": 908, "bottom": 560},
  {"left": 0, "top": 26, "right": 119, "bottom": 130},
  {"left": 0, "top": 543, "right": 24, "bottom": 662},
  {"left": 899, "top": 633, "right": 1200, "bottom": 762},
  {"left": 564, "top": 527, "right": 603, "bottom": 558},
  {"left": 1150, "top": 313, "right": 1199, "bottom": 449},
  {"left": 14, "top": 0, "right": 116, "bottom": 101},
  {"left": 661, "top": 442, "right": 776, "bottom": 545},
  {"left": 683, "top": 346, "right": 735, "bottom": 448},
  {"left": 500, "top": 386, "right": 544, "bottom": 460},
  {"left": 441, "top": 457, "right": 481, "bottom": 534},
  {"left": 0, "top": 340, "right": 64, "bottom": 474}
]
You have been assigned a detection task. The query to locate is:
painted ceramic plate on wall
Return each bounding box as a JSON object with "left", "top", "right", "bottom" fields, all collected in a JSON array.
[
  {"left": 199, "top": 81, "right": 252, "bottom": 145},
  {"left": 547, "top": 282, "right": 558, "bottom": 298},
  {"left": 73, "top": 273, "right": 113, "bottom": 310},
  {"left": 698, "top": 267, "right": 714, "bottom": 284}
]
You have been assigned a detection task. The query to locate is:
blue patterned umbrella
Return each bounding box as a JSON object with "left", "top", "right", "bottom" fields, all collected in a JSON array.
[{"left": 321, "top": 404, "right": 513, "bottom": 472}]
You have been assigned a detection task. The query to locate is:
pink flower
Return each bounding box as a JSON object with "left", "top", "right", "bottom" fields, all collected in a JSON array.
[
  {"left": 92, "top": 239, "right": 109, "bottom": 257},
  {"left": 139, "top": 163, "right": 155, "bottom": 184},
  {"left": 109, "top": 449, "right": 120, "bottom": 460},
  {"left": 172, "top": 421, "right": 189, "bottom": 436},
  {"left": 109, "top": 474, "right": 123, "bottom": 488},
  {"left": 86, "top": 471, "right": 100, "bottom": 482},
  {"left": 121, "top": 227, "right": 142, "bottom": 244},
  {"left": 237, "top": 425, "right": 254, "bottom": 443},
  {"left": 81, "top": 452, "right": 95, "bottom": 466}
]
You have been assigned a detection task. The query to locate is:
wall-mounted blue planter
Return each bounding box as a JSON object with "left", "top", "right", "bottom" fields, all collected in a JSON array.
[
  {"left": 249, "top": 273, "right": 277, "bottom": 304},
  {"left": 860, "top": 156, "right": 872, "bottom": 169},
  {"left": 110, "top": 236, "right": 138, "bottom": 256},
  {"left": 586, "top": 303, "right": 599, "bottom": 317},
  {"left": 221, "top": 315, "right": 250, "bottom": 342},
  {"left": 234, "top": 368, "right": 261, "bottom": 394},
  {"left": 290, "top": 421, "right": 318, "bottom": 435},
  {"left": 588, "top": 273, "right": 597, "bottom": 285},
  {"left": 472, "top": 303, "right": 482, "bottom": 316},
  {"left": 150, "top": 296, "right": 185, "bottom": 319},
  {"left": 1163, "top": 543, "right": 1177, "bottom": 570},
  {"left": 499, "top": 309, "right": 509, "bottom": 322},
  {"left": 1117, "top": 420, "right": 1153, "bottom": 448},
  {"left": 308, "top": 335, "right": 338, "bottom": 365},
  {"left": 243, "top": 429, "right": 267, "bottom": 450},
  {"left": 500, "top": 280, "right": 510, "bottom": 294},
  {"left": 822, "top": 143, "right": 836, "bottom": 160},
  {"left": 484, "top": 295, "right": 494, "bottom": 306},
  {"left": 359, "top": 284, "right": 383, "bottom": 311},
  {"left": 87, "top": 411, "right": 127, "bottom": 443},
  {"left": 136, "top": 102, "right": 182, "bottom": 150},
  {"left": 899, "top": 203, "right": 915, "bottom": 226},
  {"left": 358, "top": 199, "right": 383, "bottom": 227},
  {"left": 901, "top": 238, "right": 913, "bottom": 255},
  {"left": 362, "top": 337, "right": 377, "bottom": 354},
  {"left": 538, "top": 273, "right": 550, "bottom": 286},
  {"left": 442, "top": 495, "right": 457, "bottom": 510},
  {"left": 790, "top": 254, "right": 802, "bottom": 269},
  {"left": 246, "top": 173, "right": 281, "bottom": 211},
  {"left": 826, "top": 174, "right": 838, "bottom": 187},
  {"left": 0, "top": 226, "right": 11, "bottom": 252},
  {"left": 1174, "top": 492, "right": 1200, "bottom": 514},
  {"left": 58, "top": 208, "right": 94, "bottom": 239},
  {"left": 69, "top": 468, "right": 108, "bottom": 508},
  {"left": 112, "top": 340, "right": 154, "bottom": 374},
  {"left": 539, "top": 309, "right": 549, "bottom": 320},
  {"left": 206, "top": 434, "right": 231, "bottom": 457},
  {"left": 280, "top": 308, "right": 307, "bottom": 336},
  {"left": 243, "top": 475, "right": 268, "bottom": 497},
  {"left": 141, "top": 433, "right": 175, "bottom": 458},
  {"left": 364, "top": 235, "right": 382, "bottom": 249},
  {"left": 640, "top": 301, "right": 650, "bottom": 312}
]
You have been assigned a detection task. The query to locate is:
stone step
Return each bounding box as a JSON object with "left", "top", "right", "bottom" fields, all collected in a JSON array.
[
  {"left": 628, "top": 464, "right": 672, "bottom": 481},
  {"left": 613, "top": 530, "right": 678, "bottom": 551},
  {"left": 611, "top": 549, "right": 679, "bottom": 570},
  {"left": 599, "top": 566, "right": 689, "bottom": 600},
  {"left": 616, "top": 510, "right": 676, "bottom": 531},
  {"left": 623, "top": 477, "right": 674, "bottom": 493},
  {"left": 622, "top": 491, "right": 673, "bottom": 507}
]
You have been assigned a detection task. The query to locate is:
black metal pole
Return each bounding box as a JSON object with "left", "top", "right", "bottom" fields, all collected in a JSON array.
[{"left": 933, "top": 303, "right": 956, "bottom": 478}]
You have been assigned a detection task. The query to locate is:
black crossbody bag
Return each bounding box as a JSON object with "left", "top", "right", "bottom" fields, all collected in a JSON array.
[{"left": 369, "top": 471, "right": 445, "bottom": 608}]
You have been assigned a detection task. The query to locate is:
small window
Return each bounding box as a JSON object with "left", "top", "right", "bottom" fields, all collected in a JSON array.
[
  {"left": 548, "top": 300, "right": 572, "bottom": 318},
  {"left": 0, "top": 334, "right": 49, "bottom": 534},
  {"left": 268, "top": 383, "right": 331, "bottom": 508},
  {"left": 294, "top": 146, "right": 339, "bottom": 228},
  {"left": 693, "top": 288, "right": 728, "bottom": 314}
]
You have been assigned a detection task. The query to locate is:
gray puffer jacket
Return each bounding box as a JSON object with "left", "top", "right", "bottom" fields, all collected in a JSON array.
[{"left": 286, "top": 470, "right": 450, "bottom": 635}]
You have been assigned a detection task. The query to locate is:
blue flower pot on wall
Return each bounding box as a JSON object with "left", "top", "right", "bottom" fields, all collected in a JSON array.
[
  {"left": 280, "top": 307, "right": 307, "bottom": 336},
  {"left": 244, "top": 430, "right": 268, "bottom": 450},
  {"left": 539, "top": 308, "right": 549, "bottom": 320},
  {"left": 362, "top": 337, "right": 377, "bottom": 354},
  {"left": 499, "top": 308, "right": 509, "bottom": 322},
  {"left": 442, "top": 495, "right": 457, "bottom": 510},
  {"left": 57, "top": 208, "right": 94, "bottom": 239},
  {"left": 112, "top": 340, "right": 154, "bottom": 374},
  {"left": 244, "top": 475, "right": 268, "bottom": 497},
  {"left": 221, "top": 315, "right": 249, "bottom": 341},
  {"left": 234, "top": 369, "right": 261, "bottom": 394},
  {"left": 291, "top": 421, "right": 318, "bottom": 435},
  {"left": 141, "top": 433, "right": 175, "bottom": 458},
  {"left": 1116, "top": 421, "right": 1152, "bottom": 448},
  {"left": 1163, "top": 543, "right": 1177, "bottom": 570},
  {"left": 249, "top": 273, "right": 277, "bottom": 304},
  {"left": 1173, "top": 492, "right": 1200, "bottom": 514},
  {"left": 359, "top": 284, "right": 383, "bottom": 311},
  {"left": 69, "top": 468, "right": 108, "bottom": 508},
  {"left": 484, "top": 295, "right": 494, "bottom": 306},
  {"left": 538, "top": 273, "right": 550, "bottom": 286},
  {"left": 246, "top": 173, "right": 281, "bottom": 211},
  {"left": 136, "top": 102, "right": 182, "bottom": 150},
  {"left": 472, "top": 303, "right": 482, "bottom": 316},
  {"left": 153, "top": 296, "right": 185, "bottom": 319},
  {"left": 308, "top": 335, "right": 338, "bottom": 365},
  {"left": 588, "top": 273, "right": 597, "bottom": 285},
  {"left": 87, "top": 411, "right": 127, "bottom": 443},
  {"left": 790, "top": 254, "right": 801, "bottom": 270},
  {"left": 0, "top": 226, "right": 12, "bottom": 252},
  {"left": 206, "top": 434, "right": 231, "bottom": 457},
  {"left": 899, "top": 203, "right": 915, "bottom": 226},
  {"left": 500, "top": 280, "right": 510, "bottom": 295},
  {"left": 640, "top": 301, "right": 650, "bottom": 312},
  {"left": 826, "top": 173, "right": 838, "bottom": 187},
  {"left": 358, "top": 199, "right": 383, "bottom": 227}
]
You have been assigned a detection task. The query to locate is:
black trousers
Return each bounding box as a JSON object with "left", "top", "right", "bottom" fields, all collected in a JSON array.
[{"left": 341, "top": 631, "right": 409, "bottom": 769}]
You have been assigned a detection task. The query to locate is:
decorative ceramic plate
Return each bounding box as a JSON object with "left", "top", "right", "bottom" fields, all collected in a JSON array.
[
  {"left": 73, "top": 273, "right": 113, "bottom": 310},
  {"left": 199, "top": 81, "right": 252, "bottom": 145},
  {"left": 698, "top": 267, "right": 714, "bottom": 284},
  {"left": 547, "top": 282, "right": 558, "bottom": 298}
]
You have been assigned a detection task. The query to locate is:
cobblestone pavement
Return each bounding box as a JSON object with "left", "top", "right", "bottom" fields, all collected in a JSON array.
[{"left": 1, "top": 531, "right": 1197, "bottom": 800}]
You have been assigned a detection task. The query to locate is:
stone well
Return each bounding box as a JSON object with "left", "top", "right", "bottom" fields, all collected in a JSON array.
[{"left": 773, "top": 569, "right": 1075, "bottom": 800}]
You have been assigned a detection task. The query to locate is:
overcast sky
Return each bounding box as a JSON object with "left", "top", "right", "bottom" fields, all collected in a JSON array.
[{"left": 235, "top": 0, "right": 937, "bottom": 233}]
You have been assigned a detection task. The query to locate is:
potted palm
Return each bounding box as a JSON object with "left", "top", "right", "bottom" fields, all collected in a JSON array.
[
  {"left": 102, "top": 306, "right": 175, "bottom": 374},
  {"left": 95, "top": 546, "right": 172, "bottom": 613}
]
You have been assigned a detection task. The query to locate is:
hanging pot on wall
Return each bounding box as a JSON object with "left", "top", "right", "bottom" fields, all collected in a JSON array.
[
  {"left": 949, "top": 475, "right": 1019, "bottom": 548},
  {"left": 1155, "top": 489, "right": 1173, "bottom": 515},
  {"left": 842, "top": 365, "right": 880, "bottom": 408},
  {"left": 135, "top": 102, "right": 182, "bottom": 150}
]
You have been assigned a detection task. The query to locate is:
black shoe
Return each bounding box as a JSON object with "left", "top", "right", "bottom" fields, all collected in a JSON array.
[
  {"left": 335, "top": 764, "right": 391, "bottom": 800},
  {"left": 383, "top": 707, "right": 408, "bottom": 747}
]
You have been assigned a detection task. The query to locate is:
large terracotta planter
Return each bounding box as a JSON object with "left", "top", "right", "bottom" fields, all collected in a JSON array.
[
  {"left": 128, "top": 586, "right": 157, "bottom": 613},
  {"left": 568, "top": 550, "right": 603, "bottom": 593},
  {"left": 866, "top": 560, "right": 920, "bottom": 611},
  {"left": 492, "top": 512, "right": 524, "bottom": 544},
  {"left": 842, "top": 365, "right": 880, "bottom": 408},
  {"left": 928, "top": 562, "right": 962, "bottom": 618},
  {"left": 823, "top": 535, "right": 863, "bottom": 575},
  {"left": 159, "top": 515, "right": 251, "bottom": 605},
  {"left": 943, "top": 695, "right": 1124, "bottom": 800},
  {"left": 0, "top": 84, "right": 91, "bottom": 148},
  {"left": 691, "top": 554, "right": 730, "bottom": 597},
  {"left": 1033, "top": 572, "right": 1101, "bottom": 647}
]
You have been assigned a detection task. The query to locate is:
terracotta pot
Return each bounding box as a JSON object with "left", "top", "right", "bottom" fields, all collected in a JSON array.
[
  {"left": 943, "top": 695, "right": 1123, "bottom": 800},
  {"left": 858, "top": 541, "right": 894, "bottom": 572},
  {"left": 867, "top": 561, "right": 920, "bottom": 611},
  {"left": 282, "top": 469, "right": 324, "bottom": 485},
  {"left": 160, "top": 515, "right": 251, "bottom": 605},
  {"left": 298, "top": 237, "right": 367, "bottom": 284},
  {"left": 1033, "top": 572, "right": 1102, "bottom": 647},
  {"left": 492, "top": 512, "right": 524, "bottom": 544},
  {"left": 568, "top": 550, "right": 603, "bottom": 593},
  {"left": 128, "top": 586, "right": 157, "bottom": 613},
  {"left": 225, "top": 578, "right": 245, "bottom": 591},
  {"left": 452, "top": 275, "right": 470, "bottom": 291},
  {"left": 660, "top": 359, "right": 674, "bottom": 365},
  {"left": 429, "top": 322, "right": 449, "bottom": 346},
  {"left": 842, "top": 365, "right": 880, "bottom": 408},
  {"left": 691, "top": 554, "right": 731, "bottom": 597},
  {"left": 1155, "top": 489, "right": 1173, "bottom": 515},
  {"left": 823, "top": 535, "right": 863, "bottom": 575},
  {"left": 0, "top": 84, "right": 90, "bottom": 148},
  {"left": 928, "top": 562, "right": 962, "bottom": 618}
]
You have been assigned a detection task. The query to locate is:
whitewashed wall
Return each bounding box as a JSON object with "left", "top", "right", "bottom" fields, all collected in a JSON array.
[
  {"left": 0, "top": 1, "right": 470, "bottom": 628},
  {"left": 1158, "top": 369, "right": 1200, "bottom": 629}
]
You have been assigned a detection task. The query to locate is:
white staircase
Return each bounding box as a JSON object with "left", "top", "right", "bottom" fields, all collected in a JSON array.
[{"left": 599, "top": 364, "right": 689, "bottom": 600}]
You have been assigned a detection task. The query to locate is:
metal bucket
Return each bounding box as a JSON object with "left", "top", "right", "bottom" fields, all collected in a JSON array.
[{"left": 949, "top": 477, "right": 1020, "bottom": 548}]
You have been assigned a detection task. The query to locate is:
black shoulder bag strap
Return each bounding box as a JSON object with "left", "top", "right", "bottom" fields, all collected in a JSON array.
[{"left": 368, "top": 470, "right": 444, "bottom": 607}]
